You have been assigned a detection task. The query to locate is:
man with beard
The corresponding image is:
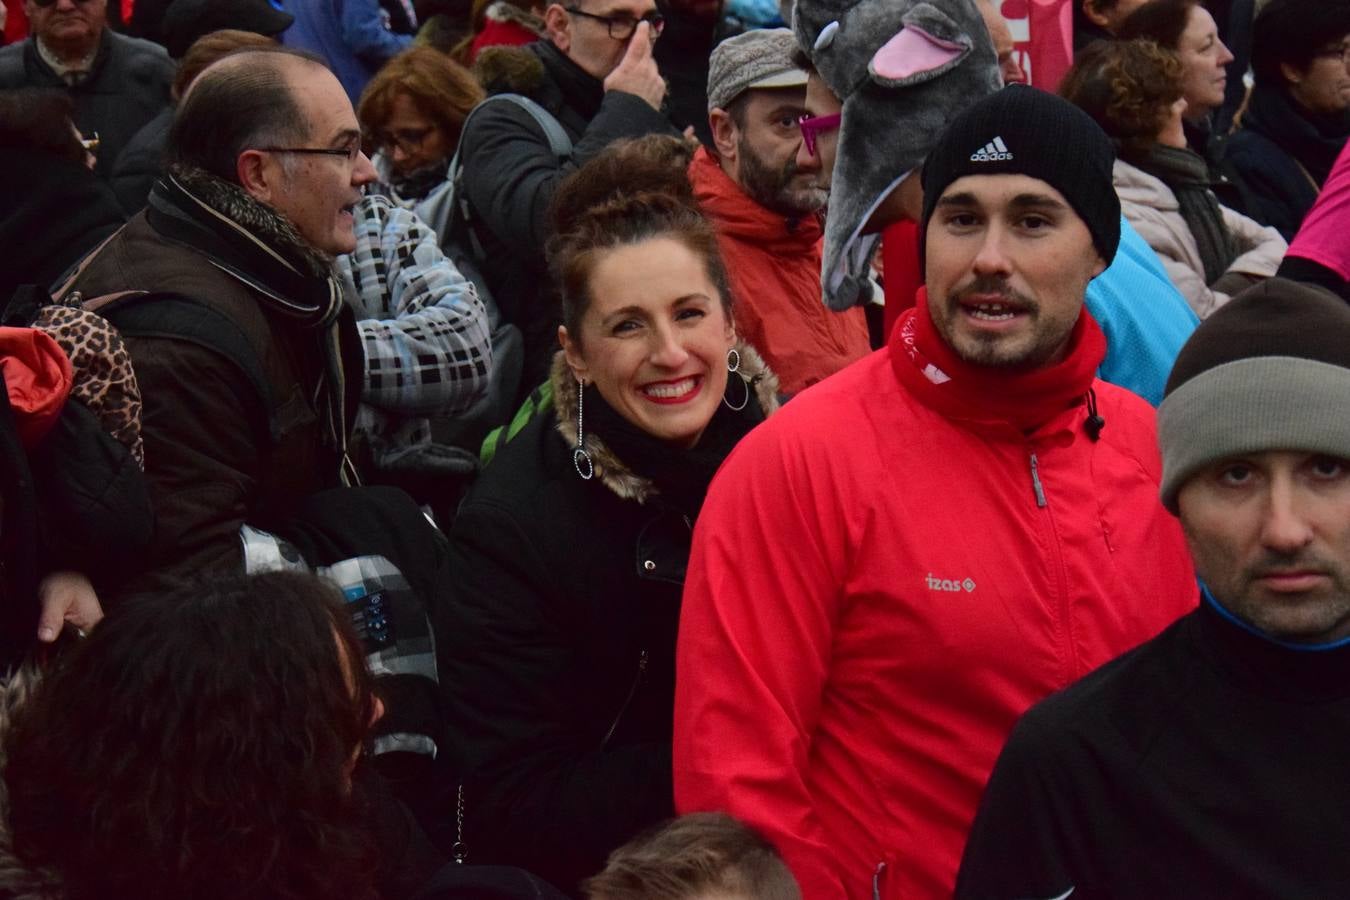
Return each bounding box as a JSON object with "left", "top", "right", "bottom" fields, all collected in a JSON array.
[
  {"left": 959, "top": 279, "right": 1350, "bottom": 897},
  {"left": 674, "top": 87, "right": 1197, "bottom": 898},
  {"left": 688, "top": 28, "right": 869, "bottom": 396}
]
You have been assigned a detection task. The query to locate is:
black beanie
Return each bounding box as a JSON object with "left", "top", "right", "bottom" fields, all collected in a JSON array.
[
  {"left": 920, "top": 84, "right": 1121, "bottom": 267},
  {"left": 1158, "top": 278, "right": 1350, "bottom": 512}
]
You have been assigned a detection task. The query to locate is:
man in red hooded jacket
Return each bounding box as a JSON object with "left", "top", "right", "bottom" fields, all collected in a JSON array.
[
  {"left": 688, "top": 27, "right": 870, "bottom": 397},
  {"left": 673, "top": 86, "right": 1197, "bottom": 899}
]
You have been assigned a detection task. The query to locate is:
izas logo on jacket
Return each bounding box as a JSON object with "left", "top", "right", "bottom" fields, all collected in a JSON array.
[{"left": 926, "top": 574, "right": 977, "bottom": 593}]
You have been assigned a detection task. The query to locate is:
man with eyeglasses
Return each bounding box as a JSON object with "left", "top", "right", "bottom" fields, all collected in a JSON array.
[
  {"left": 687, "top": 27, "right": 868, "bottom": 397},
  {"left": 0, "top": 0, "right": 172, "bottom": 181},
  {"left": 58, "top": 48, "right": 388, "bottom": 596},
  {"left": 1224, "top": 0, "right": 1350, "bottom": 241},
  {"left": 457, "top": 0, "right": 677, "bottom": 388}
]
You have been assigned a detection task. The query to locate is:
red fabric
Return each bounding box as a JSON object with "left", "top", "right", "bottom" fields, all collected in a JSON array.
[
  {"left": 468, "top": 19, "right": 539, "bottom": 62},
  {"left": 1, "top": 326, "right": 73, "bottom": 449},
  {"left": 3, "top": 0, "right": 27, "bottom": 45},
  {"left": 880, "top": 219, "right": 922, "bottom": 341},
  {"left": 674, "top": 295, "right": 1195, "bottom": 898},
  {"left": 995, "top": 0, "right": 1073, "bottom": 89},
  {"left": 688, "top": 147, "right": 870, "bottom": 396}
]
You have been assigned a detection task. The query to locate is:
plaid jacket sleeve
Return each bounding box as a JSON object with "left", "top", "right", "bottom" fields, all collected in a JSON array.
[{"left": 340, "top": 194, "right": 493, "bottom": 417}]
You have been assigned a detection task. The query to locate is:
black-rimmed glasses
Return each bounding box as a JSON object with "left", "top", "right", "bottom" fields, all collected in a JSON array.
[
  {"left": 564, "top": 7, "right": 665, "bottom": 40},
  {"left": 257, "top": 145, "right": 363, "bottom": 164}
]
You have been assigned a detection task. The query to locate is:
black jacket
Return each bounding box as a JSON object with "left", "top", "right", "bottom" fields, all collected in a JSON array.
[
  {"left": 0, "top": 148, "right": 124, "bottom": 303},
  {"left": 437, "top": 350, "right": 776, "bottom": 895},
  {"left": 957, "top": 596, "right": 1350, "bottom": 899},
  {"left": 108, "top": 106, "right": 172, "bottom": 215},
  {"left": 1224, "top": 84, "right": 1350, "bottom": 241},
  {"left": 460, "top": 42, "right": 676, "bottom": 387}
]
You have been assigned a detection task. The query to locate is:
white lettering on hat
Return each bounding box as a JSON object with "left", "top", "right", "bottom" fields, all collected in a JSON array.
[{"left": 970, "top": 136, "right": 1014, "bottom": 162}]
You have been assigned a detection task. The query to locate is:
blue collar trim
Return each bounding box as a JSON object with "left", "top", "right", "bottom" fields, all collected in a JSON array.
[{"left": 1201, "top": 584, "right": 1350, "bottom": 652}]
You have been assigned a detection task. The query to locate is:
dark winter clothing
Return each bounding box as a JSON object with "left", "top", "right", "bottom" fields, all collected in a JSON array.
[
  {"left": 107, "top": 106, "right": 171, "bottom": 215},
  {"left": 437, "top": 348, "right": 776, "bottom": 895},
  {"left": 62, "top": 168, "right": 363, "bottom": 598},
  {"left": 0, "top": 29, "right": 174, "bottom": 180},
  {"left": 460, "top": 42, "right": 676, "bottom": 387},
  {"left": 1224, "top": 83, "right": 1350, "bottom": 240},
  {"left": 956, "top": 595, "right": 1350, "bottom": 899},
  {"left": 0, "top": 148, "right": 124, "bottom": 303}
]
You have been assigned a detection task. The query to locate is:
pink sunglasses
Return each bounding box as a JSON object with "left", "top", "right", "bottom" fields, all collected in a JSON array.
[{"left": 799, "top": 113, "right": 842, "bottom": 157}]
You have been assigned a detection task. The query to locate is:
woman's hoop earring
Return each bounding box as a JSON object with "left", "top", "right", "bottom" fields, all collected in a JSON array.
[
  {"left": 723, "top": 373, "right": 750, "bottom": 412},
  {"left": 573, "top": 378, "right": 594, "bottom": 480},
  {"left": 726, "top": 347, "right": 741, "bottom": 374}
]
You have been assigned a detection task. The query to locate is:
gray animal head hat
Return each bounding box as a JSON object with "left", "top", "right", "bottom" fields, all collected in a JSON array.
[{"left": 792, "top": 0, "right": 1001, "bottom": 310}]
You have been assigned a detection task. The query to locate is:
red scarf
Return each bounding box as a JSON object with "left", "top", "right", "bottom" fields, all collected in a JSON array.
[{"left": 890, "top": 287, "right": 1106, "bottom": 435}]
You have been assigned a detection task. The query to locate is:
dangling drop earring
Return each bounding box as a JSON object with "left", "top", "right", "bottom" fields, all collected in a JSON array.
[
  {"left": 573, "top": 377, "right": 595, "bottom": 480},
  {"left": 723, "top": 347, "right": 749, "bottom": 411}
]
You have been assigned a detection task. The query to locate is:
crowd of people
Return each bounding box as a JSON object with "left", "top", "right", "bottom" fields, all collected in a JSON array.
[{"left": 2, "top": 0, "right": 1350, "bottom": 897}]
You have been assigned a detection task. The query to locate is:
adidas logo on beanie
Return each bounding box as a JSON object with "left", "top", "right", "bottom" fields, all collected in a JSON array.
[{"left": 970, "top": 136, "right": 1013, "bottom": 162}]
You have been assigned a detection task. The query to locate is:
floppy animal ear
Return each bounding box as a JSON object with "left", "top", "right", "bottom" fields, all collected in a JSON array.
[{"left": 868, "top": 3, "right": 972, "bottom": 87}]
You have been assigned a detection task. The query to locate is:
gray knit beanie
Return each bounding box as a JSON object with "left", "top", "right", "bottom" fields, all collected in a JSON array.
[{"left": 1158, "top": 278, "right": 1350, "bottom": 512}]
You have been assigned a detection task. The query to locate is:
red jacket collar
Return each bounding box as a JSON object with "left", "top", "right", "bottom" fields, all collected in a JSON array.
[
  {"left": 890, "top": 287, "right": 1106, "bottom": 437},
  {"left": 688, "top": 147, "right": 823, "bottom": 249}
]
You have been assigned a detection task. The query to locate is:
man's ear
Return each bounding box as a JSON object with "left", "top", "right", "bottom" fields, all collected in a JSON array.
[
  {"left": 1091, "top": 253, "right": 1107, "bottom": 279},
  {"left": 709, "top": 107, "right": 739, "bottom": 165},
  {"left": 560, "top": 325, "right": 588, "bottom": 382},
  {"left": 1279, "top": 61, "right": 1304, "bottom": 86},
  {"left": 544, "top": 4, "right": 572, "bottom": 52},
  {"left": 236, "top": 149, "right": 277, "bottom": 204},
  {"left": 1081, "top": 0, "right": 1113, "bottom": 29}
]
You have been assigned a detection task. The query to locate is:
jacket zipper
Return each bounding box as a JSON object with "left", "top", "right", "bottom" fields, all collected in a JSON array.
[
  {"left": 1028, "top": 452, "right": 1047, "bottom": 508},
  {"left": 601, "top": 649, "right": 648, "bottom": 748},
  {"left": 872, "top": 861, "right": 888, "bottom": 900}
]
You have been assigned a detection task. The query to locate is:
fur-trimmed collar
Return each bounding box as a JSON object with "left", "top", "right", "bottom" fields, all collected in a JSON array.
[
  {"left": 551, "top": 342, "right": 779, "bottom": 504},
  {"left": 0, "top": 666, "right": 63, "bottom": 900},
  {"left": 484, "top": 1, "right": 545, "bottom": 35},
  {"left": 166, "top": 165, "right": 335, "bottom": 280},
  {"left": 473, "top": 43, "right": 549, "bottom": 97}
]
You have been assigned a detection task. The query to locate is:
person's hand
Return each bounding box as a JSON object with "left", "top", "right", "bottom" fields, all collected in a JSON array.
[
  {"left": 603, "top": 22, "right": 666, "bottom": 111},
  {"left": 37, "top": 571, "right": 104, "bottom": 642}
]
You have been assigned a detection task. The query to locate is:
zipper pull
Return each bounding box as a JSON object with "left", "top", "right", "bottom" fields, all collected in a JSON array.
[{"left": 1029, "top": 452, "right": 1047, "bottom": 508}]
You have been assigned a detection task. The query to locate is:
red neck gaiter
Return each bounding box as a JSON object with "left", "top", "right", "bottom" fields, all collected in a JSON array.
[{"left": 890, "top": 287, "right": 1106, "bottom": 435}]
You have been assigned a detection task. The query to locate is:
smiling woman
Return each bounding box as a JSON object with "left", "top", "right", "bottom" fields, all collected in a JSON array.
[{"left": 435, "top": 135, "right": 778, "bottom": 892}]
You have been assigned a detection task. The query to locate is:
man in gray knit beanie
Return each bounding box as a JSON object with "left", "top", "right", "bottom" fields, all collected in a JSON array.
[{"left": 957, "top": 276, "right": 1350, "bottom": 897}]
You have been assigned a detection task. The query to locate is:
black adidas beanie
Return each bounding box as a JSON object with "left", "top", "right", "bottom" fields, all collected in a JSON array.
[
  {"left": 920, "top": 84, "right": 1121, "bottom": 266},
  {"left": 1158, "top": 278, "right": 1350, "bottom": 512}
]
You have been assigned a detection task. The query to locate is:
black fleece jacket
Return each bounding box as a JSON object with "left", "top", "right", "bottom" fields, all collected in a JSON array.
[{"left": 957, "top": 596, "right": 1350, "bottom": 900}]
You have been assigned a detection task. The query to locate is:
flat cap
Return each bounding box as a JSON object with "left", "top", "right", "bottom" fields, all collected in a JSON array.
[{"left": 707, "top": 28, "right": 808, "bottom": 112}]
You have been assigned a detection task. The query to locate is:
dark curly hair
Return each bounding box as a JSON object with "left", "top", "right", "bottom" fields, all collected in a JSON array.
[
  {"left": 3, "top": 572, "right": 381, "bottom": 900},
  {"left": 0, "top": 87, "right": 88, "bottom": 167},
  {"left": 1060, "top": 38, "right": 1185, "bottom": 161},
  {"left": 547, "top": 134, "right": 735, "bottom": 347}
]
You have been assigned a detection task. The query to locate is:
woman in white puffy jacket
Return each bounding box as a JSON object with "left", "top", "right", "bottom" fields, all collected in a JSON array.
[{"left": 1061, "top": 38, "right": 1287, "bottom": 318}]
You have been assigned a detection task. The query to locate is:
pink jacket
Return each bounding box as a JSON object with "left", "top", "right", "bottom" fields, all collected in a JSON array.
[{"left": 674, "top": 295, "right": 1196, "bottom": 899}]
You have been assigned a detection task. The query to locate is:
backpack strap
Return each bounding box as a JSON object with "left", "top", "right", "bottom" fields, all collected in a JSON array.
[
  {"left": 96, "top": 292, "right": 283, "bottom": 444},
  {"left": 446, "top": 93, "right": 574, "bottom": 260}
]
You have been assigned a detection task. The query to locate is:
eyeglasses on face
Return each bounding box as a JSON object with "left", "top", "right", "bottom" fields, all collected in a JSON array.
[
  {"left": 372, "top": 126, "right": 435, "bottom": 155},
  {"left": 30, "top": 0, "right": 98, "bottom": 8},
  {"left": 798, "top": 112, "right": 841, "bottom": 158},
  {"left": 1316, "top": 42, "right": 1350, "bottom": 65},
  {"left": 256, "top": 144, "right": 364, "bottom": 164},
  {"left": 564, "top": 6, "right": 665, "bottom": 40}
]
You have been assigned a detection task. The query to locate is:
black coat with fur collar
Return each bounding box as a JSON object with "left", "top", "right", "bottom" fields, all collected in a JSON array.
[{"left": 436, "top": 347, "right": 776, "bottom": 895}]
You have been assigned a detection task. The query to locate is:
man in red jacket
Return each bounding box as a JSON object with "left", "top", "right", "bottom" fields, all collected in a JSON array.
[
  {"left": 689, "top": 27, "right": 869, "bottom": 397},
  {"left": 673, "top": 86, "right": 1197, "bottom": 899}
]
